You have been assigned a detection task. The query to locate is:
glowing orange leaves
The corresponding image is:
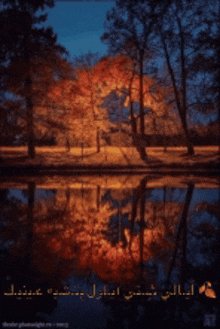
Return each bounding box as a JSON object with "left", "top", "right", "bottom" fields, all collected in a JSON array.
[
  {"left": 92, "top": 54, "right": 166, "bottom": 118},
  {"left": 93, "top": 54, "right": 135, "bottom": 97},
  {"left": 48, "top": 79, "right": 84, "bottom": 117},
  {"left": 45, "top": 53, "right": 169, "bottom": 146}
]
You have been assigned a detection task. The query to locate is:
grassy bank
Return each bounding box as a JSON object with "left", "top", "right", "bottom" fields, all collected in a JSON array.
[{"left": 0, "top": 146, "right": 219, "bottom": 172}]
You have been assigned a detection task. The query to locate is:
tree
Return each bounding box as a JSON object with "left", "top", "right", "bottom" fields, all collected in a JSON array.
[
  {"left": 0, "top": 0, "right": 72, "bottom": 158},
  {"left": 46, "top": 54, "right": 110, "bottom": 151},
  {"left": 101, "top": 0, "right": 170, "bottom": 160},
  {"left": 95, "top": 54, "right": 176, "bottom": 151},
  {"left": 187, "top": 0, "right": 219, "bottom": 123},
  {"left": 102, "top": 0, "right": 219, "bottom": 155},
  {"left": 42, "top": 78, "right": 84, "bottom": 148},
  {"left": 152, "top": 0, "right": 219, "bottom": 154},
  {"left": 93, "top": 54, "right": 167, "bottom": 153},
  {"left": 45, "top": 52, "right": 171, "bottom": 153},
  {"left": 73, "top": 53, "right": 110, "bottom": 152}
]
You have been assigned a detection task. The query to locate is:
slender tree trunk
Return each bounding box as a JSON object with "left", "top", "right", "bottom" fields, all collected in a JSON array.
[
  {"left": 129, "top": 185, "right": 140, "bottom": 252},
  {"left": 130, "top": 100, "right": 138, "bottom": 145},
  {"left": 165, "top": 183, "right": 194, "bottom": 289},
  {"left": 118, "top": 201, "right": 122, "bottom": 244},
  {"left": 128, "top": 64, "right": 148, "bottom": 161},
  {"left": 130, "top": 94, "right": 147, "bottom": 160},
  {"left": 66, "top": 137, "right": 70, "bottom": 152},
  {"left": 26, "top": 76, "right": 35, "bottom": 159},
  {"left": 139, "top": 49, "right": 147, "bottom": 161},
  {"left": 182, "top": 118, "right": 194, "bottom": 155},
  {"left": 160, "top": 28, "right": 194, "bottom": 156},
  {"left": 24, "top": 33, "right": 35, "bottom": 159},
  {"left": 178, "top": 15, "right": 194, "bottom": 156},
  {"left": 139, "top": 179, "right": 146, "bottom": 278},
  {"left": 89, "top": 70, "right": 101, "bottom": 153},
  {"left": 180, "top": 201, "right": 188, "bottom": 289}
]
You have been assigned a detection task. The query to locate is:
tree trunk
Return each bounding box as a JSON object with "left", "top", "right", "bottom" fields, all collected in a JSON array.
[
  {"left": 139, "top": 49, "right": 147, "bottom": 161},
  {"left": 129, "top": 184, "right": 140, "bottom": 252},
  {"left": 23, "top": 32, "right": 35, "bottom": 159},
  {"left": 182, "top": 118, "right": 194, "bottom": 155},
  {"left": 165, "top": 183, "right": 194, "bottom": 289},
  {"left": 180, "top": 183, "right": 194, "bottom": 288},
  {"left": 26, "top": 76, "right": 35, "bottom": 159},
  {"left": 139, "top": 179, "right": 146, "bottom": 278},
  {"left": 130, "top": 100, "right": 138, "bottom": 146},
  {"left": 160, "top": 27, "right": 194, "bottom": 156},
  {"left": 178, "top": 16, "right": 194, "bottom": 156},
  {"left": 66, "top": 137, "right": 70, "bottom": 152}
]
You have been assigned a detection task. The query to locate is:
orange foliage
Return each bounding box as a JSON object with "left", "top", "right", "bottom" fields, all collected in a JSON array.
[
  {"left": 32, "top": 191, "right": 182, "bottom": 285},
  {"left": 48, "top": 79, "right": 84, "bottom": 116},
  {"left": 93, "top": 54, "right": 166, "bottom": 119},
  {"left": 44, "top": 53, "right": 169, "bottom": 146}
]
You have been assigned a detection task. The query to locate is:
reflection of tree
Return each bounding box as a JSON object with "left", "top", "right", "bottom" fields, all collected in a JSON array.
[
  {"left": 0, "top": 185, "right": 74, "bottom": 290},
  {"left": 165, "top": 183, "right": 194, "bottom": 289},
  {"left": 5, "top": 180, "right": 219, "bottom": 295},
  {"left": 187, "top": 200, "right": 220, "bottom": 292},
  {"left": 32, "top": 183, "right": 187, "bottom": 287},
  {"left": 1, "top": 181, "right": 219, "bottom": 325},
  {"left": 1, "top": 181, "right": 203, "bottom": 292},
  {"left": 0, "top": 187, "right": 58, "bottom": 322}
]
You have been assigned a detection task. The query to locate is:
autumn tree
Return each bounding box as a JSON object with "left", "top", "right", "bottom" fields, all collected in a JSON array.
[
  {"left": 95, "top": 54, "right": 173, "bottom": 151},
  {"left": 30, "top": 181, "right": 187, "bottom": 286},
  {"left": 41, "top": 78, "right": 83, "bottom": 149},
  {"left": 47, "top": 52, "right": 170, "bottom": 153},
  {"left": 73, "top": 53, "right": 110, "bottom": 152},
  {"left": 0, "top": 0, "right": 72, "bottom": 158},
  {"left": 44, "top": 52, "right": 111, "bottom": 151},
  {"left": 101, "top": 0, "right": 170, "bottom": 160}
]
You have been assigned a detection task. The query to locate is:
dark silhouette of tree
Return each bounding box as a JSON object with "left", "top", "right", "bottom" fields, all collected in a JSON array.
[
  {"left": 187, "top": 0, "right": 219, "bottom": 125},
  {"left": 102, "top": 1, "right": 219, "bottom": 154},
  {"left": 165, "top": 183, "right": 194, "bottom": 289},
  {"left": 0, "top": 0, "right": 72, "bottom": 158},
  {"left": 101, "top": 0, "right": 170, "bottom": 161},
  {"left": 153, "top": 0, "right": 219, "bottom": 154}
]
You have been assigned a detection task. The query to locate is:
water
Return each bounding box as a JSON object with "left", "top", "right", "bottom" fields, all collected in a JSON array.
[{"left": 0, "top": 174, "right": 219, "bottom": 328}]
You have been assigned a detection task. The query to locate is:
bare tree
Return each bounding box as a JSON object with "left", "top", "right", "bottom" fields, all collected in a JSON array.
[
  {"left": 101, "top": 0, "right": 169, "bottom": 160},
  {"left": 154, "top": 0, "right": 218, "bottom": 154}
]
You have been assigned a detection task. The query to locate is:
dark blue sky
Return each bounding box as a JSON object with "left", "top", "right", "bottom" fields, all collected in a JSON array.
[{"left": 44, "top": 1, "right": 114, "bottom": 59}]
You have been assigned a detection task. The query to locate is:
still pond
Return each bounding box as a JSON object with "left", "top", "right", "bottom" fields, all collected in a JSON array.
[{"left": 0, "top": 174, "right": 219, "bottom": 328}]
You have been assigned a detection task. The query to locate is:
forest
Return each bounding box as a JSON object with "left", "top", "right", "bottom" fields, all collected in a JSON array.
[{"left": 0, "top": 0, "right": 219, "bottom": 161}]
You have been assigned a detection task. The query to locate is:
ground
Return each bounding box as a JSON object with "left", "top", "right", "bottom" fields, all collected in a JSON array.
[{"left": 0, "top": 146, "right": 219, "bottom": 172}]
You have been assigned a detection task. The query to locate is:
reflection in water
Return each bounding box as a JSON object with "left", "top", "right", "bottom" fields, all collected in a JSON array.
[{"left": 0, "top": 175, "right": 219, "bottom": 327}]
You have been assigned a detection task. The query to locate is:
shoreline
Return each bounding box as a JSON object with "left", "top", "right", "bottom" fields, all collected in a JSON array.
[
  {"left": 0, "top": 164, "right": 219, "bottom": 176},
  {"left": 0, "top": 145, "right": 219, "bottom": 175}
]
